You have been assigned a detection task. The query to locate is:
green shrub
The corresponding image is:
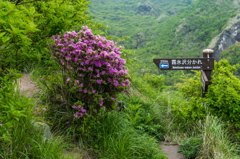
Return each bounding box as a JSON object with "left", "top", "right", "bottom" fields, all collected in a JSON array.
[
  {"left": 87, "top": 111, "right": 167, "bottom": 159},
  {"left": 0, "top": 70, "right": 65, "bottom": 158},
  {"left": 0, "top": 1, "right": 40, "bottom": 76},
  {"left": 178, "top": 137, "right": 202, "bottom": 159},
  {"left": 0, "top": 70, "right": 27, "bottom": 143},
  {"left": 142, "top": 73, "right": 165, "bottom": 91},
  {"left": 173, "top": 71, "right": 207, "bottom": 123},
  {"left": 175, "top": 71, "right": 202, "bottom": 99},
  {"left": 119, "top": 94, "right": 165, "bottom": 140},
  {"left": 207, "top": 60, "right": 240, "bottom": 137},
  {"left": 1, "top": 0, "right": 100, "bottom": 73},
  {"left": 174, "top": 60, "right": 240, "bottom": 137}
]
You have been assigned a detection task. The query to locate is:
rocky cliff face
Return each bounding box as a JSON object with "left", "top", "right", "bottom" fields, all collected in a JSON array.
[{"left": 212, "top": 22, "right": 240, "bottom": 62}]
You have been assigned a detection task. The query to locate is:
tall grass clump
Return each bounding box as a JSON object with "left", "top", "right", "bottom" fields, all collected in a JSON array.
[
  {"left": 198, "top": 115, "right": 239, "bottom": 159},
  {"left": 118, "top": 94, "right": 165, "bottom": 141},
  {"left": 0, "top": 71, "right": 66, "bottom": 158},
  {"left": 129, "top": 72, "right": 193, "bottom": 142},
  {"left": 0, "top": 115, "right": 66, "bottom": 159},
  {"left": 86, "top": 111, "right": 167, "bottom": 159}
]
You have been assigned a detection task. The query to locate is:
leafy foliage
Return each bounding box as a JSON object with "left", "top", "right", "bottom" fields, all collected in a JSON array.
[
  {"left": 178, "top": 137, "right": 202, "bottom": 159},
  {"left": 173, "top": 71, "right": 206, "bottom": 123},
  {"left": 142, "top": 73, "right": 165, "bottom": 91},
  {"left": 175, "top": 60, "right": 240, "bottom": 137},
  {"left": 0, "top": 1, "right": 40, "bottom": 76},
  {"left": 207, "top": 60, "right": 240, "bottom": 137},
  {"left": 0, "top": 70, "right": 27, "bottom": 143},
  {"left": 87, "top": 111, "right": 167, "bottom": 159},
  {"left": 119, "top": 94, "right": 165, "bottom": 140},
  {"left": 1, "top": 0, "right": 98, "bottom": 74}
]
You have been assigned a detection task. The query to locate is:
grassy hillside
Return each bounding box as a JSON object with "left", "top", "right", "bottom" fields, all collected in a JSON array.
[
  {"left": 2, "top": 1, "right": 240, "bottom": 158},
  {"left": 90, "top": 0, "right": 238, "bottom": 85}
]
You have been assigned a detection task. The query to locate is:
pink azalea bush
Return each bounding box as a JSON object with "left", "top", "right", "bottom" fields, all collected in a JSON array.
[{"left": 49, "top": 26, "right": 130, "bottom": 120}]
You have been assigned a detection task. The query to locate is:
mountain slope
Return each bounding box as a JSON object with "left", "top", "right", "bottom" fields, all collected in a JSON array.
[{"left": 89, "top": 0, "right": 238, "bottom": 84}]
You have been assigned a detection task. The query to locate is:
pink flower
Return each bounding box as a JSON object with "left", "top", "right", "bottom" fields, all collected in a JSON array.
[
  {"left": 35, "top": 107, "right": 39, "bottom": 110},
  {"left": 114, "top": 81, "right": 118, "bottom": 87},
  {"left": 96, "top": 79, "right": 102, "bottom": 84},
  {"left": 85, "top": 60, "right": 89, "bottom": 65},
  {"left": 66, "top": 77, "right": 70, "bottom": 83},
  {"left": 66, "top": 122, "right": 69, "bottom": 124},
  {"left": 42, "top": 108, "right": 46, "bottom": 111},
  {"left": 84, "top": 90, "right": 87, "bottom": 93},
  {"left": 73, "top": 105, "right": 77, "bottom": 109},
  {"left": 81, "top": 107, "right": 86, "bottom": 113},
  {"left": 33, "top": 111, "right": 36, "bottom": 114},
  {"left": 41, "top": 78, "right": 43, "bottom": 80},
  {"left": 78, "top": 105, "right": 81, "bottom": 109},
  {"left": 117, "top": 107, "right": 120, "bottom": 110},
  {"left": 92, "top": 90, "right": 96, "bottom": 93},
  {"left": 42, "top": 119, "right": 44, "bottom": 121}
]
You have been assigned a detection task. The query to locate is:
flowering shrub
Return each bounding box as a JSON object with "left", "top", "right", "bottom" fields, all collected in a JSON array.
[
  {"left": 33, "top": 106, "right": 47, "bottom": 122},
  {"left": 43, "top": 26, "right": 130, "bottom": 136}
]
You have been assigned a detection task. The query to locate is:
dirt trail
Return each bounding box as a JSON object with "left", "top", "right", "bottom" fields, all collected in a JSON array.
[
  {"left": 18, "top": 74, "right": 38, "bottom": 98},
  {"left": 160, "top": 142, "right": 185, "bottom": 159},
  {"left": 18, "top": 75, "right": 91, "bottom": 159},
  {"left": 17, "top": 75, "right": 184, "bottom": 159}
]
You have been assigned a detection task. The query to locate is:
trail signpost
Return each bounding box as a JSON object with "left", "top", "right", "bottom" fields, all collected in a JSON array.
[{"left": 153, "top": 49, "right": 214, "bottom": 97}]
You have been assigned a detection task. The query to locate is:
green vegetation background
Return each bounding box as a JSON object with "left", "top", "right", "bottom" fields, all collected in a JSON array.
[{"left": 89, "top": 0, "right": 237, "bottom": 85}]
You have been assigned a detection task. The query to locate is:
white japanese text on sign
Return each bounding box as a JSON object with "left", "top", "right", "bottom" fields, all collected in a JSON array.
[{"left": 171, "top": 59, "right": 202, "bottom": 65}]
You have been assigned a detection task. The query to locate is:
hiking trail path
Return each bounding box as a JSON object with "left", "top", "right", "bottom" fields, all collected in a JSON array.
[
  {"left": 160, "top": 142, "right": 185, "bottom": 159},
  {"left": 19, "top": 74, "right": 185, "bottom": 159}
]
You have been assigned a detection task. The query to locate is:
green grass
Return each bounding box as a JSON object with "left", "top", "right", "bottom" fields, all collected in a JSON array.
[
  {"left": 0, "top": 93, "right": 66, "bottom": 159},
  {"left": 86, "top": 111, "right": 167, "bottom": 159}
]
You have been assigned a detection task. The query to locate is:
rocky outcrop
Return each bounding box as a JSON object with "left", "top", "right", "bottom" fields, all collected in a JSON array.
[
  {"left": 135, "top": 3, "right": 156, "bottom": 15},
  {"left": 211, "top": 23, "right": 240, "bottom": 62},
  {"left": 33, "top": 122, "right": 52, "bottom": 142},
  {"left": 209, "top": 15, "right": 240, "bottom": 62}
]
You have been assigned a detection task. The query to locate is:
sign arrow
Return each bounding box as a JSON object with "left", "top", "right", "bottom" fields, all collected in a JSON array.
[{"left": 160, "top": 63, "right": 169, "bottom": 68}]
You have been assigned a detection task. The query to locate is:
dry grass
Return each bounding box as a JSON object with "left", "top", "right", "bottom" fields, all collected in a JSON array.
[{"left": 197, "top": 115, "right": 238, "bottom": 159}]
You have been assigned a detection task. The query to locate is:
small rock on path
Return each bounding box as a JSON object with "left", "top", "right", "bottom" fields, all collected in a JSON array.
[
  {"left": 18, "top": 74, "right": 38, "bottom": 98},
  {"left": 160, "top": 142, "right": 185, "bottom": 159}
]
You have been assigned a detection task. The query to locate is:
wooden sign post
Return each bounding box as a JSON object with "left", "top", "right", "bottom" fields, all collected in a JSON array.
[{"left": 153, "top": 49, "right": 214, "bottom": 97}]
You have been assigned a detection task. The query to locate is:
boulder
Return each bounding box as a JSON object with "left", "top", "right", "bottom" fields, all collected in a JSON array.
[{"left": 33, "top": 122, "right": 52, "bottom": 142}]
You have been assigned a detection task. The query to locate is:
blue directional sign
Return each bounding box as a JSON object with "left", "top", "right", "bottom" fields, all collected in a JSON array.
[{"left": 160, "top": 63, "right": 169, "bottom": 69}]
